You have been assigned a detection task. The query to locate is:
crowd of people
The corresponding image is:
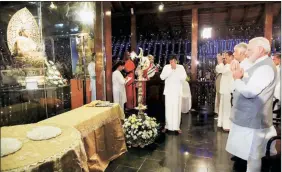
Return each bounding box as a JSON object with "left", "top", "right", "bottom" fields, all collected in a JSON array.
[
  {"left": 214, "top": 37, "right": 280, "bottom": 171},
  {"left": 87, "top": 36, "right": 280, "bottom": 172}
]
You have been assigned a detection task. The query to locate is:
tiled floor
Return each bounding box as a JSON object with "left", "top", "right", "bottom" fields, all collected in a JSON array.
[{"left": 105, "top": 112, "right": 234, "bottom": 172}]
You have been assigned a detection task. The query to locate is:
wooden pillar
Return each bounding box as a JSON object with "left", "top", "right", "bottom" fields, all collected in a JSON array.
[
  {"left": 103, "top": 2, "right": 113, "bottom": 102},
  {"left": 191, "top": 8, "right": 198, "bottom": 81},
  {"left": 131, "top": 14, "right": 137, "bottom": 52},
  {"left": 94, "top": 2, "right": 105, "bottom": 100},
  {"left": 264, "top": 3, "right": 273, "bottom": 48}
]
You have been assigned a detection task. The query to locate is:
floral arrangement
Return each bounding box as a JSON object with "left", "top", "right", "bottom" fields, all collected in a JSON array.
[
  {"left": 123, "top": 114, "right": 159, "bottom": 148},
  {"left": 45, "top": 60, "right": 67, "bottom": 87}
]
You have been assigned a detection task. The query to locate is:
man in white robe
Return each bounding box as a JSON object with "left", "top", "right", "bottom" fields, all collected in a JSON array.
[
  {"left": 226, "top": 37, "right": 277, "bottom": 172},
  {"left": 112, "top": 61, "right": 128, "bottom": 111},
  {"left": 160, "top": 56, "right": 187, "bottom": 134},
  {"left": 216, "top": 52, "right": 234, "bottom": 131},
  {"left": 87, "top": 54, "right": 96, "bottom": 101}
]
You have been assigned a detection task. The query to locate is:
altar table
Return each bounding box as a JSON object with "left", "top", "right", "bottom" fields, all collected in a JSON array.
[
  {"left": 40, "top": 102, "right": 127, "bottom": 172},
  {"left": 1, "top": 123, "right": 88, "bottom": 172}
]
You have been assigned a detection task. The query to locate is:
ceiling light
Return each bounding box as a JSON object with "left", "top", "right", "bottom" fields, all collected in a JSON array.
[
  {"left": 202, "top": 27, "right": 212, "bottom": 39},
  {"left": 78, "top": 11, "right": 94, "bottom": 24},
  {"left": 158, "top": 3, "right": 164, "bottom": 11},
  {"left": 131, "top": 8, "right": 134, "bottom": 15},
  {"left": 105, "top": 11, "right": 111, "bottom": 16}
]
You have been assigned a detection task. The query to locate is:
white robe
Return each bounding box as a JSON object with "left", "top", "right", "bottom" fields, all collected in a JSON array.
[
  {"left": 181, "top": 81, "right": 192, "bottom": 113},
  {"left": 216, "top": 63, "right": 233, "bottom": 130},
  {"left": 160, "top": 64, "right": 187, "bottom": 131},
  {"left": 112, "top": 70, "right": 127, "bottom": 111},
  {"left": 226, "top": 56, "right": 277, "bottom": 171},
  {"left": 87, "top": 62, "right": 96, "bottom": 101}
]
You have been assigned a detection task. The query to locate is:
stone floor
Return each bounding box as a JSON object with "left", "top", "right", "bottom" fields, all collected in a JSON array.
[{"left": 105, "top": 112, "right": 235, "bottom": 172}]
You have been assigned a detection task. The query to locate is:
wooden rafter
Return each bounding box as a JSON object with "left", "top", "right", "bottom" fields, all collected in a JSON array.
[
  {"left": 118, "top": 1, "right": 124, "bottom": 11},
  {"left": 135, "top": 2, "right": 270, "bottom": 14},
  {"left": 274, "top": 10, "right": 281, "bottom": 24},
  {"left": 241, "top": 6, "right": 249, "bottom": 24},
  {"left": 225, "top": 7, "right": 232, "bottom": 26},
  {"left": 256, "top": 4, "right": 265, "bottom": 25}
]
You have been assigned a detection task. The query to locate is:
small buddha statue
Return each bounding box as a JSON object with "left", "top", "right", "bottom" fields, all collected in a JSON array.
[{"left": 13, "top": 28, "right": 45, "bottom": 67}]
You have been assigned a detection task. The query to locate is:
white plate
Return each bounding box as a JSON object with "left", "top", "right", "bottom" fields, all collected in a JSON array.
[
  {"left": 27, "top": 126, "right": 62, "bottom": 141},
  {"left": 1, "top": 138, "right": 23, "bottom": 157}
]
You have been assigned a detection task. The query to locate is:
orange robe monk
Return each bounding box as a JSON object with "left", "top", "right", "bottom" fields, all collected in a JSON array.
[{"left": 124, "top": 58, "right": 137, "bottom": 109}]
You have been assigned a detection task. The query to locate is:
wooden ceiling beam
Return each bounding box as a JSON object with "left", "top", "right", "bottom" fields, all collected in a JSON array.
[
  {"left": 225, "top": 7, "right": 232, "bottom": 26},
  {"left": 274, "top": 10, "right": 281, "bottom": 24},
  {"left": 256, "top": 4, "right": 265, "bottom": 25},
  {"left": 135, "top": 2, "right": 272, "bottom": 15},
  {"left": 241, "top": 6, "right": 249, "bottom": 24}
]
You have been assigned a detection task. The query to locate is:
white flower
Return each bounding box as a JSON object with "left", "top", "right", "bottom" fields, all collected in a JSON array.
[
  {"left": 48, "top": 70, "right": 55, "bottom": 75},
  {"left": 55, "top": 71, "right": 60, "bottom": 75},
  {"left": 133, "top": 136, "right": 137, "bottom": 140},
  {"left": 142, "top": 134, "right": 146, "bottom": 139},
  {"left": 49, "top": 61, "right": 54, "bottom": 65}
]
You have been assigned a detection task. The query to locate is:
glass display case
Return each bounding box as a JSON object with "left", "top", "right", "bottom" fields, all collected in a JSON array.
[{"left": 0, "top": 2, "right": 98, "bottom": 126}]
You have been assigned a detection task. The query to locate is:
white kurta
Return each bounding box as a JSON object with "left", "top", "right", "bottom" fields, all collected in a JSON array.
[
  {"left": 240, "top": 58, "right": 253, "bottom": 71},
  {"left": 160, "top": 64, "right": 187, "bottom": 131},
  {"left": 112, "top": 70, "right": 127, "bottom": 111},
  {"left": 216, "top": 63, "right": 234, "bottom": 130},
  {"left": 226, "top": 56, "right": 277, "bottom": 161},
  {"left": 87, "top": 62, "right": 96, "bottom": 101},
  {"left": 181, "top": 81, "right": 192, "bottom": 113}
]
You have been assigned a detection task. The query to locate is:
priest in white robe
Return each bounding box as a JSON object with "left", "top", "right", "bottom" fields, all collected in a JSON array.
[
  {"left": 112, "top": 61, "right": 127, "bottom": 111},
  {"left": 216, "top": 51, "right": 234, "bottom": 131},
  {"left": 160, "top": 56, "right": 187, "bottom": 134},
  {"left": 226, "top": 37, "right": 277, "bottom": 172},
  {"left": 87, "top": 54, "right": 96, "bottom": 101}
]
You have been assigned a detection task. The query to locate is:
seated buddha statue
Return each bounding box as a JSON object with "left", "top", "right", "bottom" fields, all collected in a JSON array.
[{"left": 13, "top": 28, "right": 45, "bottom": 67}]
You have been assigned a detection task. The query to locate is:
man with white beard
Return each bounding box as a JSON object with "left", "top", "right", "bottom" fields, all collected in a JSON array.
[
  {"left": 226, "top": 37, "right": 277, "bottom": 172},
  {"left": 160, "top": 55, "right": 187, "bottom": 134}
]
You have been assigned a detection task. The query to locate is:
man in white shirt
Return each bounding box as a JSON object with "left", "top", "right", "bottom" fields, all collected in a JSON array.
[
  {"left": 226, "top": 37, "right": 277, "bottom": 172},
  {"left": 216, "top": 51, "right": 234, "bottom": 131},
  {"left": 160, "top": 55, "right": 187, "bottom": 134},
  {"left": 214, "top": 53, "right": 225, "bottom": 114}
]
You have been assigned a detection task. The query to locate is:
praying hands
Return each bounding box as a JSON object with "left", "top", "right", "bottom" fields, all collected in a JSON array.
[{"left": 230, "top": 60, "right": 244, "bottom": 80}]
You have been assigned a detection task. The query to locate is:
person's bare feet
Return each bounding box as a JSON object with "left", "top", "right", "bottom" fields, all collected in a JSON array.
[
  {"left": 177, "top": 130, "right": 182, "bottom": 134},
  {"left": 162, "top": 128, "right": 167, "bottom": 133}
]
